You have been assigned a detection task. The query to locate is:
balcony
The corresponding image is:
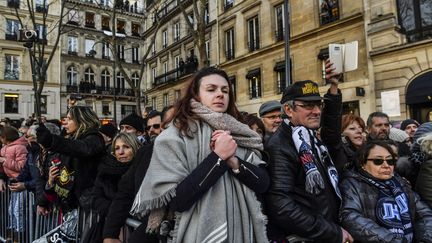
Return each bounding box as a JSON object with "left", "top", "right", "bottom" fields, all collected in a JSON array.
[
  {"left": 67, "top": 20, "right": 79, "bottom": 25},
  {"left": 275, "top": 30, "right": 284, "bottom": 42},
  {"left": 174, "top": 36, "right": 180, "bottom": 42},
  {"left": 5, "top": 34, "right": 18, "bottom": 41},
  {"left": 248, "top": 40, "right": 260, "bottom": 52},
  {"left": 102, "top": 54, "right": 110, "bottom": 60},
  {"left": 117, "top": 28, "right": 126, "bottom": 34},
  {"left": 35, "top": 4, "right": 48, "bottom": 13},
  {"left": 102, "top": 25, "right": 110, "bottom": 31},
  {"left": 153, "top": 62, "right": 197, "bottom": 87},
  {"left": 132, "top": 59, "right": 140, "bottom": 64},
  {"left": 68, "top": 50, "right": 78, "bottom": 55},
  {"left": 7, "top": 0, "right": 20, "bottom": 8},
  {"left": 66, "top": 84, "right": 135, "bottom": 97},
  {"left": 224, "top": 2, "right": 233, "bottom": 11},
  {"left": 225, "top": 49, "right": 235, "bottom": 60},
  {"left": 85, "top": 21, "right": 95, "bottom": 28},
  {"left": 132, "top": 31, "right": 140, "bottom": 37}
]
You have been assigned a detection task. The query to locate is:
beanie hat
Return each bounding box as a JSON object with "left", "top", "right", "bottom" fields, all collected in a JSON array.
[
  {"left": 400, "top": 119, "right": 420, "bottom": 131},
  {"left": 99, "top": 123, "right": 118, "bottom": 139},
  {"left": 119, "top": 113, "right": 144, "bottom": 133},
  {"left": 389, "top": 127, "right": 409, "bottom": 143}
]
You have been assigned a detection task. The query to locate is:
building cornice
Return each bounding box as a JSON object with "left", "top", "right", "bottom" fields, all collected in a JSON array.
[{"left": 370, "top": 38, "right": 432, "bottom": 57}]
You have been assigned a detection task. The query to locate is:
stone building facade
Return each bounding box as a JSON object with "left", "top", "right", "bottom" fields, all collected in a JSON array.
[
  {"left": 60, "top": 0, "right": 147, "bottom": 124},
  {"left": 0, "top": 0, "right": 61, "bottom": 122}
]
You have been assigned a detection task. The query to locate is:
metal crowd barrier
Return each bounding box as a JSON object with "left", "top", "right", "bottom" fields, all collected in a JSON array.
[{"left": 0, "top": 187, "right": 140, "bottom": 243}]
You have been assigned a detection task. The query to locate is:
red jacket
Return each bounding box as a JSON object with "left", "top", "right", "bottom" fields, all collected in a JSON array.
[{"left": 0, "top": 136, "right": 28, "bottom": 178}]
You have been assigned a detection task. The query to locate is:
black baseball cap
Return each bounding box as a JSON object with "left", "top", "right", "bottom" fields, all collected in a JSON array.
[{"left": 280, "top": 80, "right": 322, "bottom": 103}]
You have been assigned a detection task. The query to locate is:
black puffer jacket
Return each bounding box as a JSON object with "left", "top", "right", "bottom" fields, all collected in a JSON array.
[
  {"left": 265, "top": 121, "right": 342, "bottom": 242},
  {"left": 340, "top": 170, "right": 432, "bottom": 243},
  {"left": 92, "top": 155, "right": 131, "bottom": 217}
]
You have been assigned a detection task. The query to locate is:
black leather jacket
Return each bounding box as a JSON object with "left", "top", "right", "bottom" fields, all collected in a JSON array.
[
  {"left": 265, "top": 121, "right": 342, "bottom": 242},
  {"left": 340, "top": 170, "right": 432, "bottom": 243}
]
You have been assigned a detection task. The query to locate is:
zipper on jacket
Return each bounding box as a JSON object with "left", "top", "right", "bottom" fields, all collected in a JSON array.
[
  {"left": 241, "top": 164, "right": 259, "bottom": 179},
  {"left": 199, "top": 157, "right": 222, "bottom": 187}
]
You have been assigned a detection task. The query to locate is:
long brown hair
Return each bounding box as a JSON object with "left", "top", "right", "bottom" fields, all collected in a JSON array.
[{"left": 172, "top": 67, "right": 241, "bottom": 137}]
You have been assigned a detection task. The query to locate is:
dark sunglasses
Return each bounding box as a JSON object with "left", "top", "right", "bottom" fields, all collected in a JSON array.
[
  {"left": 367, "top": 158, "right": 397, "bottom": 166},
  {"left": 146, "top": 124, "right": 160, "bottom": 130},
  {"left": 294, "top": 101, "right": 323, "bottom": 110}
]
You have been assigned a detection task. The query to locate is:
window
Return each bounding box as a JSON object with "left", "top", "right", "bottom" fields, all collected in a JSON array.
[
  {"left": 163, "top": 62, "right": 168, "bottom": 74},
  {"left": 117, "top": 20, "right": 125, "bottom": 34},
  {"left": 275, "top": 4, "right": 285, "bottom": 42},
  {"left": 398, "top": 0, "right": 432, "bottom": 42},
  {"left": 102, "top": 102, "right": 111, "bottom": 115},
  {"left": 36, "top": 24, "right": 47, "bottom": 41},
  {"left": 224, "top": 0, "right": 233, "bottom": 11},
  {"left": 121, "top": 105, "right": 136, "bottom": 118},
  {"left": 4, "top": 55, "right": 19, "bottom": 80},
  {"left": 174, "top": 55, "right": 180, "bottom": 68},
  {"left": 35, "top": 0, "right": 48, "bottom": 13},
  {"left": 131, "top": 72, "right": 140, "bottom": 87},
  {"left": 68, "top": 10, "right": 79, "bottom": 24},
  {"left": 152, "top": 97, "right": 157, "bottom": 109},
  {"left": 85, "top": 12, "right": 95, "bottom": 28},
  {"left": 102, "top": 16, "right": 110, "bottom": 31},
  {"left": 246, "top": 69, "right": 261, "bottom": 99},
  {"left": 100, "top": 0, "right": 109, "bottom": 7},
  {"left": 152, "top": 67, "right": 156, "bottom": 83},
  {"left": 4, "top": 55, "right": 20, "bottom": 80},
  {"left": 40, "top": 95, "right": 47, "bottom": 114},
  {"left": 7, "top": 0, "right": 20, "bottom": 8},
  {"left": 84, "top": 67, "right": 95, "bottom": 83},
  {"left": 229, "top": 76, "right": 236, "bottom": 101},
  {"left": 162, "top": 29, "right": 168, "bottom": 48},
  {"left": 173, "top": 22, "right": 180, "bottom": 42},
  {"left": 152, "top": 42, "right": 156, "bottom": 55},
  {"left": 132, "top": 23, "right": 140, "bottom": 37},
  {"left": 274, "top": 60, "right": 292, "bottom": 94},
  {"left": 205, "top": 40, "right": 210, "bottom": 60},
  {"left": 247, "top": 16, "right": 260, "bottom": 52},
  {"left": 319, "top": 0, "right": 339, "bottom": 25},
  {"left": 175, "top": 89, "right": 181, "bottom": 101},
  {"left": 67, "top": 65, "right": 78, "bottom": 85},
  {"left": 163, "top": 93, "right": 169, "bottom": 107},
  {"left": 101, "top": 69, "right": 110, "bottom": 90},
  {"left": 68, "top": 36, "right": 77, "bottom": 54},
  {"left": 85, "top": 39, "right": 95, "bottom": 56},
  {"left": 4, "top": 94, "right": 19, "bottom": 113},
  {"left": 204, "top": 3, "right": 209, "bottom": 24},
  {"left": 225, "top": 28, "right": 235, "bottom": 60},
  {"left": 132, "top": 46, "right": 139, "bottom": 63},
  {"left": 116, "top": 72, "right": 125, "bottom": 93},
  {"left": 6, "top": 19, "right": 20, "bottom": 41},
  {"left": 117, "top": 45, "right": 125, "bottom": 61},
  {"left": 102, "top": 42, "right": 110, "bottom": 59}
]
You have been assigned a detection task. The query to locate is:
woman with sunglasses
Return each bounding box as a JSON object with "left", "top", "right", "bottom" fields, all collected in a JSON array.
[
  {"left": 339, "top": 140, "right": 432, "bottom": 243},
  {"left": 130, "top": 67, "right": 269, "bottom": 242}
]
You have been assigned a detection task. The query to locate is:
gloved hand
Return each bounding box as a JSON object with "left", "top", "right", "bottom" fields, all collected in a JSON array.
[{"left": 36, "top": 124, "right": 53, "bottom": 148}]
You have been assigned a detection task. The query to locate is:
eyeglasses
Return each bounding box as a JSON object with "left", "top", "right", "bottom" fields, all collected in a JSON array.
[
  {"left": 367, "top": 158, "right": 397, "bottom": 166},
  {"left": 146, "top": 124, "right": 160, "bottom": 131},
  {"left": 294, "top": 102, "right": 323, "bottom": 110},
  {"left": 262, "top": 114, "right": 282, "bottom": 120}
]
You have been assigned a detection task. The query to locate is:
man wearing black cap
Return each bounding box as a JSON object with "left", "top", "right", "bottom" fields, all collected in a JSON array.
[
  {"left": 119, "top": 113, "right": 146, "bottom": 144},
  {"left": 265, "top": 79, "right": 353, "bottom": 243},
  {"left": 259, "top": 100, "right": 282, "bottom": 143}
]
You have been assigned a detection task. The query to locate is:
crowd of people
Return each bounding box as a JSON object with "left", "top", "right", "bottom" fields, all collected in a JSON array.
[{"left": 1, "top": 64, "right": 432, "bottom": 243}]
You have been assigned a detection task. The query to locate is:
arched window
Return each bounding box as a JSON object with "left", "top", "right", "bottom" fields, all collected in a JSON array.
[
  {"left": 131, "top": 72, "right": 140, "bottom": 87},
  {"left": 101, "top": 69, "right": 110, "bottom": 90},
  {"left": 67, "top": 65, "right": 78, "bottom": 85},
  {"left": 84, "top": 67, "right": 95, "bottom": 83},
  {"left": 116, "top": 72, "right": 125, "bottom": 93}
]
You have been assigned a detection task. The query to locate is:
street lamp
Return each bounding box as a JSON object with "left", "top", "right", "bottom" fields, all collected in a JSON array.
[{"left": 284, "top": 0, "right": 291, "bottom": 87}]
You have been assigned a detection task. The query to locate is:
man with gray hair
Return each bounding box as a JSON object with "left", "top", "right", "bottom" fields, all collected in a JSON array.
[{"left": 265, "top": 79, "right": 353, "bottom": 242}]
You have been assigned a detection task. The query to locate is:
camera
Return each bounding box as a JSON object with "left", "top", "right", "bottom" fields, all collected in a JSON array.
[{"left": 19, "top": 29, "right": 38, "bottom": 42}]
